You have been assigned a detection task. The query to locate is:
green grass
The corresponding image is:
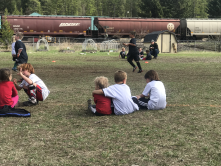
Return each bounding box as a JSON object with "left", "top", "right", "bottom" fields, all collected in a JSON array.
[{"left": 0, "top": 50, "right": 221, "bottom": 165}]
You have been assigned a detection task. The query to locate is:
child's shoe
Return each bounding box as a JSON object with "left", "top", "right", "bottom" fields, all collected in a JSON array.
[
  {"left": 23, "top": 98, "right": 38, "bottom": 106},
  {"left": 12, "top": 67, "right": 17, "bottom": 72},
  {"left": 138, "top": 70, "right": 143, "bottom": 73},
  {"left": 133, "top": 66, "right": 137, "bottom": 72}
]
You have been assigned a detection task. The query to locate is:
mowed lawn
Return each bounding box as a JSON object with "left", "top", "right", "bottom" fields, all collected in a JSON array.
[{"left": 0, "top": 50, "right": 221, "bottom": 166}]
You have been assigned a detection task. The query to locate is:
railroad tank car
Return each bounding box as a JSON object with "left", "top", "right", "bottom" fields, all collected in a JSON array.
[
  {"left": 3, "top": 15, "right": 92, "bottom": 37},
  {"left": 94, "top": 17, "right": 181, "bottom": 37},
  {"left": 176, "top": 18, "right": 221, "bottom": 40},
  {"left": 186, "top": 19, "right": 221, "bottom": 39}
]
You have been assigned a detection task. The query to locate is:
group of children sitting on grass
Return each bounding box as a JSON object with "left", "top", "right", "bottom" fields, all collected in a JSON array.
[
  {"left": 0, "top": 64, "right": 50, "bottom": 109},
  {"left": 0, "top": 32, "right": 166, "bottom": 115},
  {"left": 119, "top": 47, "right": 152, "bottom": 60},
  {"left": 88, "top": 70, "right": 166, "bottom": 116},
  {"left": 0, "top": 32, "right": 50, "bottom": 110}
]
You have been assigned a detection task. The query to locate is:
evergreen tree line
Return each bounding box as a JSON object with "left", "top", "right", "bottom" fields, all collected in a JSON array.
[{"left": 0, "top": 0, "right": 221, "bottom": 18}]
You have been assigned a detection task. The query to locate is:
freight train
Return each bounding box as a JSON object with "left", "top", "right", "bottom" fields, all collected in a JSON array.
[{"left": 1, "top": 15, "right": 221, "bottom": 40}]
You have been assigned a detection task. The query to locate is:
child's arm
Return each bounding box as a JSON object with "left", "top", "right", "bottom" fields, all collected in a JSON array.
[
  {"left": 18, "top": 68, "right": 37, "bottom": 87},
  {"left": 13, "top": 78, "right": 23, "bottom": 91},
  {"left": 12, "top": 84, "right": 18, "bottom": 97},
  {"left": 136, "top": 94, "right": 147, "bottom": 99},
  {"left": 17, "top": 49, "right": 22, "bottom": 58},
  {"left": 92, "top": 89, "right": 104, "bottom": 96}
]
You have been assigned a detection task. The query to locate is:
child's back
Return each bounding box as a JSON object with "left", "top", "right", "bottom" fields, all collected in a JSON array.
[
  {"left": 103, "top": 83, "right": 138, "bottom": 115},
  {"left": 143, "top": 80, "right": 166, "bottom": 110},
  {"left": 0, "top": 69, "right": 18, "bottom": 109},
  {"left": 93, "top": 94, "right": 112, "bottom": 115},
  {"left": 0, "top": 81, "right": 17, "bottom": 108}
]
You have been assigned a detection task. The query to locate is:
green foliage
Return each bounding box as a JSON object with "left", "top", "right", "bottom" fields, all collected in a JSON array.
[
  {"left": 0, "top": 0, "right": 214, "bottom": 18},
  {"left": 0, "top": 9, "right": 14, "bottom": 50},
  {"left": 208, "top": 0, "right": 221, "bottom": 18}
]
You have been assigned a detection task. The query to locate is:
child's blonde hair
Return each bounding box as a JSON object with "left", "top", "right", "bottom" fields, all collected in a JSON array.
[
  {"left": 17, "top": 63, "right": 35, "bottom": 74},
  {"left": 0, "top": 68, "right": 11, "bottom": 81},
  {"left": 16, "top": 32, "right": 24, "bottom": 40},
  {"left": 94, "top": 76, "right": 109, "bottom": 89},
  {"left": 144, "top": 70, "right": 160, "bottom": 81},
  {"left": 122, "top": 47, "right": 125, "bottom": 50},
  {"left": 11, "top": 35, "right": 16, "bottom": 43},
  {"left": 114, "top": 70, "right": 127, "bottom": 83}
]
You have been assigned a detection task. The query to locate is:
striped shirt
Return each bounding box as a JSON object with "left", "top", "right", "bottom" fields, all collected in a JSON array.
[{"left": 103, "top": 84, "right": 139, "bottom": 115}]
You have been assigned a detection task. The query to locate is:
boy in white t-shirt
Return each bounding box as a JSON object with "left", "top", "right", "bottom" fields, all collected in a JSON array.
[
  {"left": 133, "top": 70, "right": 166, "bottom": 110},
  {"left": 13, "top": 63, "right": 50, "bottom": 106},
  {"left": 92, "top": 70, "right": 139, "bottom": 115}
]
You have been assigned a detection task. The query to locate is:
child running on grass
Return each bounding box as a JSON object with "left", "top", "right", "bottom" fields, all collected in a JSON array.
[
  {"left": 13, "top": 63, "right": 50, "bottom": 106},
  {"left": 123, "top": 31, "right": 143, "bottom": 73},
  {"left": 0, "top": 68, "right": 19, "bottom": 109},
  {"left": 93, "top": 70, "right": 139, "bottom": 115},
  {"left": 88, "top": 76, "right": 112, "bottom": 116},
  {"left": 132, "top": 70, "right": 166, "bottom": 110}
]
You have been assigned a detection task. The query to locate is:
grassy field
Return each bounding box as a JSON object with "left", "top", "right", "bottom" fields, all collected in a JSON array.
[{"left": 0, "top": 50, "right": 221, "bottom": 166}]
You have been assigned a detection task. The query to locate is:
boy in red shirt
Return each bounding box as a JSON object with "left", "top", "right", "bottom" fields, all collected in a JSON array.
[
  {"left": 88, "top": 76, "right": 112, "bottom": 116},
  {"left": 0, "top": 68, "right": 19, "bottom": 109}
]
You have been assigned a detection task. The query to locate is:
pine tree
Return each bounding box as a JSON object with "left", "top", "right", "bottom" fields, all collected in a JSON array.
[
  {"left": 139, "top": 0, "right": 163, "bottom": 18},
  {"left": 0, "top": 9, "right": 14, "bottom": 50},
  {"left": 208, "top": 0, "right": 221, "bottom": 18},
  {"left": 13, "top": 5, "right": 20, "bottom": 15}
]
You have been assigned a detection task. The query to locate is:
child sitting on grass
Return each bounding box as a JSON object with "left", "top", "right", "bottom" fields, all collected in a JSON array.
[
  {"left": 88, "top": 76, "right": 112, "bottom": 116},
  {"left": 0, "top": 68, "right": 19, "bottom": 109},
  {"left": 13, "top": 63, "right": 50, "bottom": 106},
  {"left": 133, "top": 70, "right": 166, "bottom": 110},
  {"left": 93, "top": 70, "right": 139, "bottom": 115},
  {"left": 141, "top": 50, "right": 152, "bottom": 60},
  {"left": 119, "top": 47, "right": 127, "bottom": 59}
]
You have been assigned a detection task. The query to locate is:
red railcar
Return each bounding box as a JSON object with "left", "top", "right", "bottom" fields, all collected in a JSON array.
[
  {"left": 94, "top": 17, "right": 181, "bottom": 37},
  {"left": 5, "top": 15, "right": 92, "bottom": 37}
]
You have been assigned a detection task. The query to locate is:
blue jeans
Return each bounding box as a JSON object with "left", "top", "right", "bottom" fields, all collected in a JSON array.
[{"left": 150, "top": 49, "right": 159, "bottom": 58}]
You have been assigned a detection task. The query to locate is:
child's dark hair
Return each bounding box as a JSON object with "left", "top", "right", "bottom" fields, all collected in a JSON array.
[
  {"left": 17, "top": 63, "right": 35, "bottom": 74},
  {"left": 144, "top": 70, "right": 160, "bottom": 81},
  {"left": 146, "top": 50, "right": 150, "bottom": 52},
  {"left": 130, "top": 31, "right": 136, "bottom": 36},
  {"left": 0, "top": 68, "right": 11, "bottom": 81}
]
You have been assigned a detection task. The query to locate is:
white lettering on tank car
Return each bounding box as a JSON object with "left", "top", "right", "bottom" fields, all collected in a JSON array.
[
  {"left": 13, "top": 25, "right": 20, "bottom": 27},
  {"left": 59, "top": 23, "right": 80, "bottom": 27},
  {"left": 167, "top": 23, "right": 174, "bottom": 31}
]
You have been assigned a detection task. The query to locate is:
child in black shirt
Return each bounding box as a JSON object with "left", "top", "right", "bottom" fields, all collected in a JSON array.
[
  {"left": 123, "top": 32, "right": 143, "bottom": 73},
  {"left": 14, "top": 32, "right": 28, "bottom": 70}
]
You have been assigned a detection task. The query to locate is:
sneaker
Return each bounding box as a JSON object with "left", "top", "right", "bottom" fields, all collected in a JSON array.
[
  {"left": 138, "top": 70, "right": 143, "bottom": 73},
  {"left": 133, "top": 66, "right": 137, "bottom": 72},
  {"left": 12, "top": 67, "right": 17, "bottom": 72}
]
